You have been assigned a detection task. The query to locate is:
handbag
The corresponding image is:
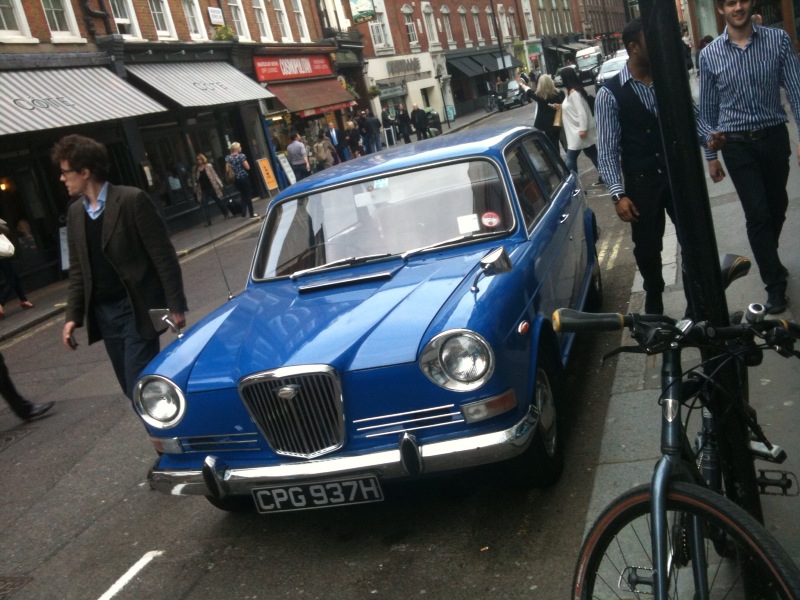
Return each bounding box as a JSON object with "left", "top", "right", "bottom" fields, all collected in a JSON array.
[
  {"left": 225, "top": 162, "right": 236, "bottom": 184},
  {"left": 553, "top": 104, "right": 563, "bottom": 128},
  {"left": 0, "top": 234, "right": 15, "bottom": 258}
]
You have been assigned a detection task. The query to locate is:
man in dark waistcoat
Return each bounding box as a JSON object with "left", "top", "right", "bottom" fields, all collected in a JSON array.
[
  {"left": 52, "top": 134, "right": 188, "bottom": 399},
  {"left": 596, "top": 19, "right": 686, "bottom": 315}
]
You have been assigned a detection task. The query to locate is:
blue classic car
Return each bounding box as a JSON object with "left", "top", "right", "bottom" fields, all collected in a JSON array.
[{"left": 134, "top": 125, "right": 602, "bottom": 513}]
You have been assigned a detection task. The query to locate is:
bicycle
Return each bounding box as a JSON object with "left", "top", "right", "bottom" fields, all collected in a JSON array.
[
  {"left": 554, "top": 261, "right": 800, "bottom": 598},
  {"left": 485, "top": 93, "right": 499, "bottom": 113}
]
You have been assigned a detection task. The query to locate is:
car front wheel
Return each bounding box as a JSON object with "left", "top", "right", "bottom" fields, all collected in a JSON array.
[
  {"left": 504, "top": 351, "right": 564, "bottom": 488},
  {"left": 206, "top": 495, "right": 255, "bottom": 512}
]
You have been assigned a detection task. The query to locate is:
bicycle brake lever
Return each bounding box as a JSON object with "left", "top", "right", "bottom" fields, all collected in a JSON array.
[{"left": 601, "top": 345, "right": 646, "bottom": 364}]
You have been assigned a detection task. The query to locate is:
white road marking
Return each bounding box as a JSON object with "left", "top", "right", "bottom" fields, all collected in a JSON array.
[{"left": 97, "top": 550, "right": 163, "bottom": 600}]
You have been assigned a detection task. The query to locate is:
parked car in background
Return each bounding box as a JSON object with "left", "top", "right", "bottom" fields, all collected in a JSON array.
[
  {"left": 595, "top": 56, "right": 627, "bottom": 89},
  {"left": 497, "top": 79, "right": 528, "bottom": 109},
  {"left": 135, "top": 125, "right": 602, "bottom": 515}
]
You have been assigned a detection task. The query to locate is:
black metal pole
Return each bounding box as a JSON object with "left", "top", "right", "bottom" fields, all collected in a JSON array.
[{"left": 638, "top": 0, "right": 764, "bottom": 522}]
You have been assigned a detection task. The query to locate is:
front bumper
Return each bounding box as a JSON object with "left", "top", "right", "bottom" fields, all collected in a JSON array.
[{"left": 149, "top": 410, "right": 537, "bottom": 498}]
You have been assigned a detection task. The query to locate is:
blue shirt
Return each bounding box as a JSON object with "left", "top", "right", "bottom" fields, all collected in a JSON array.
[
  {"left": 596, "top": 65, "right": 710, "bottom": 195},
  {"left": 82, "top": 182, "right": 109, "bottom": 220},
  {"left": 698, "top": 23, "right": 800, "bottom": 160}
]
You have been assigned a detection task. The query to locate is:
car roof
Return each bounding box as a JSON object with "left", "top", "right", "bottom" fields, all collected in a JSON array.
[{"left": 272, "top": 124, "right": 534, "bottom": 202}]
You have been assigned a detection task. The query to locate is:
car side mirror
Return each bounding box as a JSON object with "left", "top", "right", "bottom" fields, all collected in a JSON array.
[
  {"left": 471, "top": 247, "right": 513, "bottom": 292},
  {"left": 149, "top": 308, "right": 184, "bottom": 339}
]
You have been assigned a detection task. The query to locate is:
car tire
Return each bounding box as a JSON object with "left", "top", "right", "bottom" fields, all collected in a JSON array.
[
  {"left": 205, "top": 495, "right": 255, "bottom": 512},
  {"left": 504, "top": 350, "right": 564, "bottom": 488}
]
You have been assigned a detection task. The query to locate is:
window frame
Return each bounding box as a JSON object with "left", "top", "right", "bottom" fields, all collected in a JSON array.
[
  {"left": 289, "top": 0, "right": 310, "bottom": 42},
  {"left": 227, "top": 0, "right": 252, "bottom": 41},
  {"left": 181, "top": 0, "right": 207, "bottom": 40},
  {"left": 402, "top": 6, "right": 418, "bottom": 45},
  {"left": 109, "top": 0, "right": 142, "bottom": 38},
  {"left": 422, "top": 2, "right": 439, "bottom": 47},
  {"left": 471, "top": 6, "right": 482, "bottom": 44},
  {"left": 272, "top": 0, "right": 292, "bottom": 42},
  {"left": 148, "top": 0, "right": 177, "bottom": 39},
  {"left": 458, "top": 6, "right": 470, "bottom": 43}
]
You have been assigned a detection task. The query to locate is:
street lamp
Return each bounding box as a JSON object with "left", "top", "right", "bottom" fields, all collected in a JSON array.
[{"left": 435, "top": 74, "right": 451, "bottom": 129}]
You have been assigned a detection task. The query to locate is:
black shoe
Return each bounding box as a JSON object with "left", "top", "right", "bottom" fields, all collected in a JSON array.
[
  {"left": 645, "top": 293, "right": 664, "bottom": 315},
  {"left": 591, "top": 179, "right": 604, "bottom": 187},
  {"left": 765, "top": 293, "right": 788, "bottom": 315},
  {"left": 23, "top": 402, "right": 54, "bottom": 422}
]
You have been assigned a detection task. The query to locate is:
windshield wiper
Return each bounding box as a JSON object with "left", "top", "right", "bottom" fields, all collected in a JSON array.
[
  {"left": 290, "top": 253, "right": 394, "bottom": 280},
  {"left": 401, "top": 231, "right": 506, "bottom": 262}
]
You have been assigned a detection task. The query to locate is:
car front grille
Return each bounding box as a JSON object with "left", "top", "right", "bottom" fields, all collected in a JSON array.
[{"left": 239, "top": 365, "right": 344, "bottom": 459}]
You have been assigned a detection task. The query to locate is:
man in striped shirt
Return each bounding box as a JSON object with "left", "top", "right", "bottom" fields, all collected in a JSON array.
[{"left": 698, "top": 0, "right": 800, "bottom": 314}]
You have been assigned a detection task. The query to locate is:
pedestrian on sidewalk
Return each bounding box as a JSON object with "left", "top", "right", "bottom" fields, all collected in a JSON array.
[
  {"left": 226, "top": 142, "right": 257, "bottom": 219},
  {"left": 287, "top": 132, "right": 311, "bottom": 181},
  {"left": 192, "top": 154, "right": 229, "bottom": 225},
  {"left": 596, "top": 18, "right": 696, "bottom": 316},
  {"left": 557, "top": 68, "right": 601, "bottom": 177},
  {"left": 530, "top": 74, "right": 564, "bottom": 153},
  {"left": 0, "top": 219, "right": 35, "bottom": 319},
  {"left": 51, "top": 134, "right": 188, "bottom": 399},
  {"left": 411, "top": 104, "right": 428, "bottom": 141},
  {"left": 698, "top": 0, "right": 800, "bottom": 314},
  {"left": 396, "top": 104, "right": 413, "bottom": 144},
  {"left": 0, "top": 351, "right": 53, "bottom": 422}
]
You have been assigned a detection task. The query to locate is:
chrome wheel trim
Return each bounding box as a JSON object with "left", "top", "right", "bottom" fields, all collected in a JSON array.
[{"left": 534, "top": 367, "right": 557, "bottom": 457}]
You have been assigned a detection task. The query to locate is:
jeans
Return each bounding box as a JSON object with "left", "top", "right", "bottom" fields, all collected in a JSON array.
[
  {"left": 94, "top": 297, "right": 160, "bottom": 399},
  {"left": 565, "top": 144, "right": 599, "bottom": 174},
  {"left": 721, "top": 124, "right": 789, "bottom": 295},
  {"left": 234, "top": 176, "right": 255, "bottom": 218}
]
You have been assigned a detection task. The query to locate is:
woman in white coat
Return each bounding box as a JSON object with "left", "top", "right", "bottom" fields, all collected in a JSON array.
[{"left": 559, "top": 68, "right": 600, "bottom": 177}]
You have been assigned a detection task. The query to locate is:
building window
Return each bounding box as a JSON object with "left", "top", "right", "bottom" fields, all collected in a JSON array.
[
  {"left": 485, "top": 7, "right": 496, "bottom": 42},
  {"left": 441, "top": 7, "right": 454, "bottom": 43},
  {"left": 252, "top": 0, "right": 274, "bottom": 40},
  {"left": 272, "top": 0, "right": 292, "bottom": 40},
  {"left": 369, "top": 10, "right": 392, "bottom": 48},
  {"left": 458, "top": 8, "right": 470, "bottom": 43},
  {"left": 402, "top": 8, "right": 418, "bottom": 45},
  {"left": 422, "top": 3, "right": 438, "bottom": 46},
  {"left": 181, "top": 0, "right": 206, "bottom": 39},
  {"left": 227, "top": 0, "right": 251, "bottom": 40},
  {"left": 109, "top": 0, "right": 141, "bottom": 37},
  {"left": 290, "top": 0, "right": 309, "bottom": 41},
  {"left": 148, "top": 0, "right": 175, "bottom": 38},
  {"left": 41, "top": 0, "right": 83, "bottom": 40},
  {"left": 497, "top": 5, "right": 508, "bottom": 39},
  {"left": 471, "top": 7, "right": 482, "bottom": 43},
  {"left": 507, "top": 7, "right": 516, "bottom": 38}
]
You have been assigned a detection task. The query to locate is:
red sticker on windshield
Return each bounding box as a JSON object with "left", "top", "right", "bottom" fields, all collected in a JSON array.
[{"left": 482, "top": 212, "right": 501, "bottom": 228}]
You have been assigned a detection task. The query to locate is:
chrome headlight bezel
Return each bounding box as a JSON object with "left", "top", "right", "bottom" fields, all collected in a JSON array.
[
  {"left": 419, "top": 329, "right": 495, "bottom": 391},
  {"left": 133, "top": 375, "right": 186, "bottom": 429}
]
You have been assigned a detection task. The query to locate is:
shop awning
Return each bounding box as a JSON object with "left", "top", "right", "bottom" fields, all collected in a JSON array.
[
  {"left": 0, "top": 67, "right": 166, "bottom": 136},
  {"left": 470, "top": 53, "right": 499, "bottom": 72},
  {"left": 268, "top": 79, "right": 356, "bottom": 117},
  {"left": 491, "top": 52, "right": 523, "bottom": 69},
  {"left": 126, "top": 61, "right": 274, "bottom": 108},
  {"left": 447, "top": 57, "right": 484, "bottom": 77}
]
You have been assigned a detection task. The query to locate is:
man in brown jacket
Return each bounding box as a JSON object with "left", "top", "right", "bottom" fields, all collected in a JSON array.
[{"left": 51, "top": 135, "right": 188, "bottom": 399}]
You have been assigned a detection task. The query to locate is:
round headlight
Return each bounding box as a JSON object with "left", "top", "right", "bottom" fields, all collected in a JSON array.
[
  {"left": 133, "top": 375, "right": 186, "bottom": 429},
  {"left": 420, "top": 330, "right": 494, "bottom": 391}
]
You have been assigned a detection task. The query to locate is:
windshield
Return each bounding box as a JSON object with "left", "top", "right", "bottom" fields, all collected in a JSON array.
[
  {"left": 600, "top": 59, "right": 626, "bottom": 74},
  {"left": 576, "top": 55, "right": 598, "bottom": 70},
  {"left": 255, "top": 160, "right": 515, "bottom": 279}
]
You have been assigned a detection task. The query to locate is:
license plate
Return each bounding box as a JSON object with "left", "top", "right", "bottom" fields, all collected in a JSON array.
[{"left": 252, "top": 475, "right": 384, "bottom": 513}]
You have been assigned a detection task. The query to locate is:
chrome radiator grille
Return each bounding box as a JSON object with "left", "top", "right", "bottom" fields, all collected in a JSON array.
[{"left": 239, "top": 365, "right": 344, "bottom": 459}]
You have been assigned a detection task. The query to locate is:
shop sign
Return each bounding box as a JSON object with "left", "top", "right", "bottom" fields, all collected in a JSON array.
[
  {"left": 350, "top": 0, "right": 376, "bottom": 23},
  {"left": 386, "top": 58, "right": 421, "bottom": 77},
  {"left": 208, "top": 7, "right": 224, "bottom": 25},
  {"left": 378, "top": 84, "right": 406, "bottom": 98},
  {"left": 254, "top": 55, "right": 333, "bottom": 82}
]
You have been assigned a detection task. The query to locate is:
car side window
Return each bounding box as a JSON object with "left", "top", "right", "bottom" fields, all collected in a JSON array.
[
  {"left": 521, "top": 137, "right": 564, "bottom": 196},
  {"left": 506, "top": 145, "right": 547, "bottom": 228}
]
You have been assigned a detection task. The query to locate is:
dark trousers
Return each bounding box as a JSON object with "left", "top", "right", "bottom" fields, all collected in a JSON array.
[
  {"left": 0, "top": 259, "right": 28, "bottom": 306},
  {"left": 721, "top": 124, "right": 790, "bottom": 295},
  {"left": 0, "top": 351, "right": 33, "bottom": 418},
  {"left": 415, "top": 127, "right": 428, "bottom": 141},
  {"left": 94, "top": 297, "right": 160, "bottom": 399},
  {"left": 200, "top": 190, "right": 229, "bottom": 220},
  {"left": 234, "top": 177, "right": 255, "bottom": 218},
  {"left": 291, "top": 164, "right": 310, "bottom": 182},
  {"left": 627, "top": 171, "right": 676, "bottom": 297}
]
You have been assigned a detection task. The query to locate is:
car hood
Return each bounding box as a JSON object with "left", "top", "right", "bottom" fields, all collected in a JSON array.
[{"left": 166, "top": 249, "right": 491, "bottom": 391}]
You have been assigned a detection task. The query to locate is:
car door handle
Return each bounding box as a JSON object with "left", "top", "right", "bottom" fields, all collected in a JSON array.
[
  {"left": 560, "top": 213, "right": 570, "bottom": 224},
  {"left": 573, "top": 189, "right": 582, "bottom": 196}
]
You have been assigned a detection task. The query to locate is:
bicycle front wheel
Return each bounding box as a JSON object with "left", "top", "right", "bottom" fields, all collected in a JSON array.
[{"left": 573, "top": 482, "right": 800, "bottom": 599}]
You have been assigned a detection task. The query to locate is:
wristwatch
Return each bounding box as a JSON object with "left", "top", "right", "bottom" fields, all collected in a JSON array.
[{"left": 611, "top": 193, "right": 626, "bottom": 204}]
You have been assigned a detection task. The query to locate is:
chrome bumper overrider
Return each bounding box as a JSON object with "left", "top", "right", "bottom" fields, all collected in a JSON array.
[{"left": 149, "top": 411, "right": 536, "bottom": 498}]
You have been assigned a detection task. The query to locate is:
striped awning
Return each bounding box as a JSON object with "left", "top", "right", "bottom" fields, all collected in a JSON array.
[
  {"left": 126, "top": 61, "right": 274, "bottom": 108},
  {"left": 268, "top": 79, "right": 355, "bottom": 117},
  {"left": 0, "top": 67, "right": 166, "bottom": 136}
]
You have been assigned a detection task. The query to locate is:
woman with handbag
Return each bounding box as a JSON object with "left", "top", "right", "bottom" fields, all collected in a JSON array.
[
  {"left": 313, "top": 130, "right": 338, "bottom": 171},
  {"left": 225, "top": 142, "right": 257, "bottom": 219},
  {"left": 557, "top": 68, "right": 600, "bottom": 176},
  {"left": 192, "top": 154, "right": 229, "bottom": 225},
  {"left": 0, "top": 219, "right": 34, "bottom": 318},
  {"left": 530, "top": 74, "right": 564, "bottom": 153}
]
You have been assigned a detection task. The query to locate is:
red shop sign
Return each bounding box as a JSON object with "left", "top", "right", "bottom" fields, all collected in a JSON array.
[{"left": 254, "top": 55, "right": 333, "bottom": 82}]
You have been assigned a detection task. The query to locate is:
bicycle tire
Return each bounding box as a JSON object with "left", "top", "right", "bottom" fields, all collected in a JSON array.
[{"left": 573, "top": 482, "right": 800, "bottom": 599}]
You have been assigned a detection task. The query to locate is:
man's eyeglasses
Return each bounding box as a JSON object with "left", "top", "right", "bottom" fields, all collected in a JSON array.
[{"left": 60, "top": 169, "right": 77, "bottom": 176}]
